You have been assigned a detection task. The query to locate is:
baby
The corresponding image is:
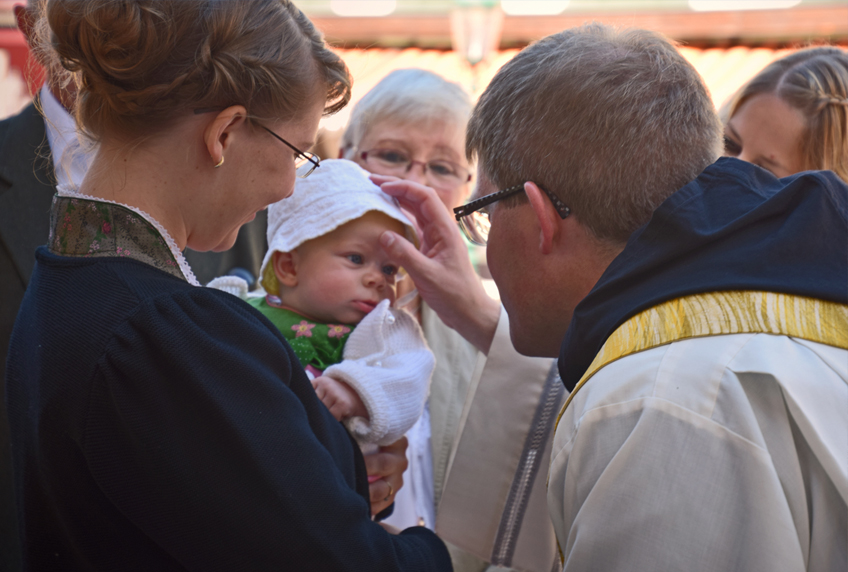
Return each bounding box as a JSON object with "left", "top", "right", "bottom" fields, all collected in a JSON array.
[{"left": 248, "top": 159, "right": 434, "bottom": 448}]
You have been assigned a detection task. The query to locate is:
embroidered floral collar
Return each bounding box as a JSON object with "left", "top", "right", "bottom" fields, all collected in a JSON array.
[
  {"left": 248, "top": 295, "right": 355, "bottom": 371},
  {"left": 49, "top": 188, "right": 199, "bottom": 285}
]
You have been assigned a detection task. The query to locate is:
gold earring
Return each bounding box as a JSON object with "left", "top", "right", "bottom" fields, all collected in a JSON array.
[{"left": 214, "top": 156, "right": 225, "bottom": 168}]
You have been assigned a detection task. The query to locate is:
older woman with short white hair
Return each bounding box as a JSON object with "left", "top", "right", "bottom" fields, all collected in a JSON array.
[
  {"left": 342, "top": 69, "right": 474, "bottom": 211},
  {"left": 342, "top": 69, "right": 561, "bottom": 572}
]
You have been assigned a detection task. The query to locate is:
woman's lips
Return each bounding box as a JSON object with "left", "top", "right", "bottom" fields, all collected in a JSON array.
[{"left": 352, "top": 300, "right": 377, "bottom": 314}]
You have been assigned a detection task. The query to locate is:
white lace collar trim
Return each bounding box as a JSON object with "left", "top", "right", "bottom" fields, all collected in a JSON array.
[{"left": 56, "top": 185, "right": 200, "bottom": 286}]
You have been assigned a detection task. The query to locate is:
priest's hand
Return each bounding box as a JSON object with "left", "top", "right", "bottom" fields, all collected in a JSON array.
[{"left": 372, "top": 175, "right": 500, "bottom": 354}]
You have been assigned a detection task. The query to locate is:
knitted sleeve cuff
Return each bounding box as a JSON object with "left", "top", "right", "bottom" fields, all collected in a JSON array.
[{"left": 324, "top": 345, "right": 434, "bottom": 445}]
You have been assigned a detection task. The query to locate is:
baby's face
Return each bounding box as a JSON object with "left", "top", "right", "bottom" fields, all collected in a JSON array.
[{"left": 282, "top": 211, "right": 406, "bottom": 325}]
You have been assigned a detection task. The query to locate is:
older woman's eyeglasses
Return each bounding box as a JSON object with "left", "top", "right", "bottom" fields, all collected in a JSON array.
[
  {"left": 360, "top": 148, "right": 471, "bottom": 190},
  {"left": 193, "top": 108, "right": 320, "bottom": 178},
  {"left": 453, "top": 184, "right": 571, "bottom": 246}
]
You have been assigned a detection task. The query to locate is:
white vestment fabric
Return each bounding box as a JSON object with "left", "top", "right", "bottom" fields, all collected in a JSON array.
[
  {"left": 548, "top": 333, "right": 847, "bottom": 572},
  {"left": 437, "top": 306, "right": 560, "bottom": 572}
]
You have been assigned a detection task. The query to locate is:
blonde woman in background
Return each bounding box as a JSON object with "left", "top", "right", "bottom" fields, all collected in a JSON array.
[
  {"left": 342, "top": 69, "right": 561, "bottom": 572},
  {"left": 724, "top": 46, "right": 847, "bottom": 181}
]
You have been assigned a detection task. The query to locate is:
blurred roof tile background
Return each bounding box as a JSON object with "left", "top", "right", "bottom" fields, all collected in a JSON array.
[
  {"left": 1, "top": 0, "right": 846, "bottom": 124},
  {"left": 316, "top": 44, "right": 805, "bottom": 132}
]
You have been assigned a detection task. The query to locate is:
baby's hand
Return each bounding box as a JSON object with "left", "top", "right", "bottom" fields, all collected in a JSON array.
[{"left": 311, "top": 375, "right": 369, "bottom": 421}]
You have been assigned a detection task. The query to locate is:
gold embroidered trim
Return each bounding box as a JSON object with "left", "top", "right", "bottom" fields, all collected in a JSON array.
[
  {"left": 551, "top": 290, "right": 848, "bottom": 564},
  {"left": 554, "top": 290, "right": 848, "bottom": 437}
]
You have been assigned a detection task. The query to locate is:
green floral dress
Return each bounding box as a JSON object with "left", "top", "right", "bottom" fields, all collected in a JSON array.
[{"left": 248, "top": 295, "right": 355, "bottom": 374}]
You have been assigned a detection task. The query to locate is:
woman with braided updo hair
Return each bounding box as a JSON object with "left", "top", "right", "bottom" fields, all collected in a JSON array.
[
  {"left": 724, "top": 46, "right": 848, "bottom": 182},
  {"left": 4, "top": 1, "right": 452, "bottom": 570}
]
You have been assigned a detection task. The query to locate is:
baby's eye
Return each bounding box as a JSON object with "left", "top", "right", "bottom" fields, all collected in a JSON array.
[
  {"left": 382, "top": 264, "right": 398, "bottom": 277},
  {"left": 347, "top": 254, "right": 364, "bottom": 264}
]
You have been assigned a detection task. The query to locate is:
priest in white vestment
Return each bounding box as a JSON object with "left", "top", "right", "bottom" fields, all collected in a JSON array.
[{"left": 442, "top": 23, "right": 848, "bottom": 572}]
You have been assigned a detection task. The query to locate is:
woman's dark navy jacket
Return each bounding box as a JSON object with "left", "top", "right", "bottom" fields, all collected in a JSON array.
[{"left": 4, "top": 248, "right": 451, "bottom": 571}]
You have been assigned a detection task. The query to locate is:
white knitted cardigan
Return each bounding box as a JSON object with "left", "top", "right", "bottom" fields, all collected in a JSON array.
[{"left": 325, "top": 299, "right": 434, "bottom": 447}]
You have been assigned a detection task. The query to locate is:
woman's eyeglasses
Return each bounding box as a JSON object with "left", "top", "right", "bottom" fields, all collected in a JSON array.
[
  {"left": 257, "top": 124, "right": 320, "bottom": 178},
  {"left": 453, "top": 184, "right": 571, "bottom": 246},
  {"left": 193, "top": 108, "right": 320, "bottom": 178},
  {"left": 360, "top": 148, "right": 471, "bottom": 191}
]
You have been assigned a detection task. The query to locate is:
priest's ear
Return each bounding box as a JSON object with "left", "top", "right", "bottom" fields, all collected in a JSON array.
[
  {"left": 524, "top": 181, "right": 559, "bottom": 255},
  {"left": 272, "top": 251, "right": 299, "bottom": 288}
]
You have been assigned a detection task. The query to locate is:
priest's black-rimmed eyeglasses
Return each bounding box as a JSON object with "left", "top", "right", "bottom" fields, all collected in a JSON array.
[
  {"left": 193, "top": 108, "right": 321, "bottom": 178},
  {"left": 453, "top": 183, "right": 571, "bottom": 246}
]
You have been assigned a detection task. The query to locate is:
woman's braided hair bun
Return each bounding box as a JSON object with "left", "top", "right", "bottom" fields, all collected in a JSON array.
[{"left": 47, "top": 0, "right": 351, "bottom": 140}]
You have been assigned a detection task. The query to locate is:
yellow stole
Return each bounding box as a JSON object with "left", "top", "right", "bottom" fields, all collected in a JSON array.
[{"left": 551, "top": 290, "right": 848, "bottom": 564}]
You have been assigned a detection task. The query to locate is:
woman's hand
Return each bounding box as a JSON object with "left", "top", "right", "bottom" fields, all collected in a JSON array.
[
  {"left": 366, "top": 436, "right": 408, "bottom": 516},
  {"left": 373, "top": 175, "right": 500, "bottom": 354}
]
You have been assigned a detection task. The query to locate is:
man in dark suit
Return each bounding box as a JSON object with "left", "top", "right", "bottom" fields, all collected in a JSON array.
[
  {"left": 0, "top": 7, "right": 61, "bottom": 570},
  {"left": 0, "top": 98, "right": 49, "bottom": 572},
  {"left": 0, "top": 102, "right": 54, "bottom": 372},
  {"left": 1, "top": 4, "right": 267, "bottom": 569}
]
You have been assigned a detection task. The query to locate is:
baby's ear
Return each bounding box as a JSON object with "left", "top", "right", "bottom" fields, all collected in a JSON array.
[{"left": 272, "top": 251, "right": 299, "bottom": 287}]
